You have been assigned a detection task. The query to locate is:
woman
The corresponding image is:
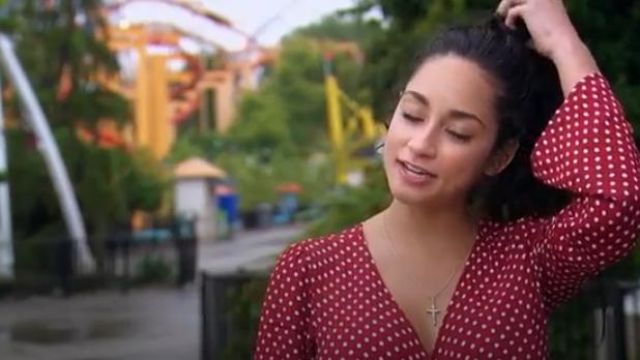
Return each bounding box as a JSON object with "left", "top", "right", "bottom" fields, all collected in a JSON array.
[{"left": 254, "top": 0, "right": 640, "bottom": 359}]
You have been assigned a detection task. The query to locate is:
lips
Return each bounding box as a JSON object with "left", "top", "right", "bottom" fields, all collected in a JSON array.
[
  {"left": 395, "top": 160, "right": 438, "bottom": 187},
  {"left": 398, "top": 160, "right": 437, "bottom": 178}
]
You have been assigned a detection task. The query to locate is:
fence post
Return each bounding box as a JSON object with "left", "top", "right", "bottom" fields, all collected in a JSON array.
[
  {"left": 201, "top": 273, "right": 227, "bottom": 360},
  {"left": 55, "top": 236, "right": 74, "bottom": 296},
  {"left": 176, "top": 217, "right": 197, "bottom": 287},
  {"left": 607, "top": 281, "right": 628, "bottom": 360},
  {"left": 122, "top": 234, "right": 131, "bottom": 293}
]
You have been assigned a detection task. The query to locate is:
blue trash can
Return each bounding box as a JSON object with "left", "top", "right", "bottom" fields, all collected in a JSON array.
[{"left": 217, "top": 192, "right": 239, "bottom": 237}]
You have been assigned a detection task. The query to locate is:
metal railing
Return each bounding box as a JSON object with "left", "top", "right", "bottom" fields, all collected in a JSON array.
[
  {"left": 200, "top": 273, "right": 640, "bottom": 360},
  {"left": 2, "top": 218, "right": 198, "bottom": 296}
]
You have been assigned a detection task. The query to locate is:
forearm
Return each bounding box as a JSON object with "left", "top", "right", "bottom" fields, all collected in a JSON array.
[
  {"left": 531, "top": 72, "right": 640, "bottom": 307},
  {"left": 551, "top": 37, "right": 600, "bottom": 97}
]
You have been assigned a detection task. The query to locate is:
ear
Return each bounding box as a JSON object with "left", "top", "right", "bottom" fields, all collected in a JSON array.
[{"left": 484, "top": 139, "right": 519, "bottom": 176}]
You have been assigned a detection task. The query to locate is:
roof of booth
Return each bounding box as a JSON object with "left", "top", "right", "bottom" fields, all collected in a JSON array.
[{"left": 174, "top": 157, "right": 227, "bottom": 179}]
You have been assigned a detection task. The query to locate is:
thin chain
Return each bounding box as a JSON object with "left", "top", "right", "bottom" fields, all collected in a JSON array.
[{"left": 381, "top": 211, "right": 473, "bottom": 301}]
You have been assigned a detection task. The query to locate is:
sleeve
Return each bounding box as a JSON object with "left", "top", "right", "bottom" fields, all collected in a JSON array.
[
  {"left": 254, "top": 241, "right": 313, "bottom": 359},
  {"left": 530, "top": 73, "right": 640, "bottom": 308}
]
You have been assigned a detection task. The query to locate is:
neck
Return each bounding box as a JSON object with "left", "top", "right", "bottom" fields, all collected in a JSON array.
[{"left": 383, "top": 198, "right": 477, "bottom": 256}]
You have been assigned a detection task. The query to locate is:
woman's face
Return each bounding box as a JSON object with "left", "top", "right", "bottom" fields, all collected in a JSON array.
[{"left": 384, "top": 54, "right": 510, "bottom": 208}]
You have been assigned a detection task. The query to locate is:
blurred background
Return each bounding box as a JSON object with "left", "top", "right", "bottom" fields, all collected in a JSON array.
[{"left": 0, "top": 0, "right": 638, "bottom": 359}]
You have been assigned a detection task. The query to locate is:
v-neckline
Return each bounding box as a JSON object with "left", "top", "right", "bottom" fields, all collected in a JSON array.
[{"left": 356, "top": 221, "right": 485, "bottom": 359}]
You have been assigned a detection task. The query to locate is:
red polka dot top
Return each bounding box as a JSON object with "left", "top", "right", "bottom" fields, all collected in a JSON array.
[{"left": 253, "top": 73, "right": 640, "bottom": 359}]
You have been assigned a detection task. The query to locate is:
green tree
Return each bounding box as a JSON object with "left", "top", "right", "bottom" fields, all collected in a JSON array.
[
  {"left": 565, "top": 0, "right": 640, "bottom": 129},
  {"left": 305, "top": 163, "right": 389, "bottom": 237},
  {"left": 192, "top": 29, "right": 376, "bottom": 211},
  {"left": 351, "top": 0, "right": 640, "bottom": 130},
  {"left": 215, "top": 149, "right": 334, "bottom": 211},
  {"left": 229, "top": 28, "right": 373, "bottom": 153},
  {"left": 292, "top": 13, "right": 382, "bottom": 50},
  {"left": 230, "top": 36, "right": 327, "bottom": 153},
  {"left": 0, "top": 1, "right": 167, "bottom": 243},
  {"left": 7, "top": 127, "right": 166, "bottom": 239},
  {"left": 226, "top": 90, "right": 292, "bottom": 152},
  {"left": 0, "top": 0, "right": 129, "bottom": 131},
  {"left": 167, "top": 128, "right": 227, "bottom": 164}
]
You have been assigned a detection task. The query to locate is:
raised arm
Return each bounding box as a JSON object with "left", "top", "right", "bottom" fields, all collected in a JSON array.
[
  {"left": 497, "top": 0, "right": 599, "bottom": 94},
  {"left": 498, "top": 0, "right": 640, "bottom": 307},
  {"left": 532, "top": 73, "right": 639, "bottom": 305}
]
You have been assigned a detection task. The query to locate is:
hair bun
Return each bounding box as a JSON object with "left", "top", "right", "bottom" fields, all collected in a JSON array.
[{"left": 489, "top": 14, "right": 531, "bottom": 43}]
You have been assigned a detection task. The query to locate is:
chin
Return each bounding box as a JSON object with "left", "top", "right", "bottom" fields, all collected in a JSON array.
[
  {"left": 388, "top": 183, "right": 440, "bottom": 207},
  {"left": 391, "top": 193, "right": 426, "bottom": 206}
]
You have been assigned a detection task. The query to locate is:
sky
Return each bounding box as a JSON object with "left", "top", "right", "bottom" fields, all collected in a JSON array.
[{"left": 111, "top": 0, "right": 358, "bottom": 51}]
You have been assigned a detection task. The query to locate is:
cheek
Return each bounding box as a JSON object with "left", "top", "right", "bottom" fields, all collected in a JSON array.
[
  {"left": 440, "top": 143, "right": 493, "bottom": 184},
  {"left": 382, "top": 137, "right": 398, "bottom": 175},
  {"left": 382, "top": 119, "right": 404, "bottom": 158}
]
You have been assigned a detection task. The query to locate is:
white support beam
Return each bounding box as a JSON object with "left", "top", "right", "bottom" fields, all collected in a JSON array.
[
  {"left": 0, "top": 72, "right": 13, "bottom": 279},
  {"left": 0, "top": 34, "right": 95, "bottom": 272}
]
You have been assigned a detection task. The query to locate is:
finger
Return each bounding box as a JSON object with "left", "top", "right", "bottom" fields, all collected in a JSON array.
[
  {"left": 505, "top": 4, "right": 527, "bottom": 29},
  {"left": 496, "top": 0, "right": 526, "bottom": 16},
  {"left": 496, "top": 0, "right": 512, "bottom": 16}
]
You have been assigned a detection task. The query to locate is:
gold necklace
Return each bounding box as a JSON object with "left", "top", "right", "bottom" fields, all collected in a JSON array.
[{"left": 381, "top": 212, "right": 474, "bottom": 328}]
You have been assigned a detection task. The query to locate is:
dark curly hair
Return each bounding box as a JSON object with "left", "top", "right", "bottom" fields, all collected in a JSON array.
[{"left": 395, "top": 16, "right": 573, "bottom": 222}]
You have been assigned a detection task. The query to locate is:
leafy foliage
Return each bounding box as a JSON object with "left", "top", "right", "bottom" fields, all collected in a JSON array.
[
  {"left": 0, "top": 1, "right": 167, "bottom": 243},
  {"left": 220, "top": 150, "right": 334, "bottom": 210},
  {"left": 292, "top": 13, "right": 382, "bottom": 45},
  {"left": 353, "top": 0, "right": 640, "bottom": 131},
  {"left": 305, "top": 163, "right": 389, "bottom": 237},
  {"left": 226, "top": 90, "right": 292, "bottom": 152},
  {"left": 170, "top": 30, "right": 374, "bottom": 211},
  {"left": 1, "top": 0, "right": 127, "bottom": 129},
  {"left": 133, "top": 255, "right": 173, "bottom": 285},
  {"left": 6, "top": 128, "right": 166, "bottom": 239},
  {"left": 221, "top": 278, "right": 269, "bottom": 360},
  {"left": 230, "top": 34, "right": 365, "bottom": 153}
]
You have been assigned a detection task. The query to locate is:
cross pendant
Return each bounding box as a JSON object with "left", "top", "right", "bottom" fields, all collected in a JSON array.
[{"left": 426, "top": 296, "right": 441, "bottom": 327}]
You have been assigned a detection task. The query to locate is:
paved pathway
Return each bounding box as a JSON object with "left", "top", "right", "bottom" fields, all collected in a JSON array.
[{"left": 0, "top": 225, "right": 303, "bottom": 360}]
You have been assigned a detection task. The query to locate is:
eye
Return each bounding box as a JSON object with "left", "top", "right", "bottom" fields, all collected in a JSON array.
[
  {"left": 402, "top": 112, "right": 423, "bottom": 123},
  {"left": 446, "top": 129, "right": 472, "bottom": 142}
]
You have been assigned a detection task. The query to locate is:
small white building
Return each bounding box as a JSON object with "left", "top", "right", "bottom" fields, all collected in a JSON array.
[{"left": 173, "top": 157, "right": 226, "bottom": 242}]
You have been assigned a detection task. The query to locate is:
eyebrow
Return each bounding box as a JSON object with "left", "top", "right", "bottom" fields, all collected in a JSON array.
[
  {"left": 448, "top": 109, "right": 485, "bottom": 128},
  {"left": 402, "top": 89, "right": 485, "bottom": 128},
  {"left": 402, "top": 90, "right": 428, "bottom": 105}
]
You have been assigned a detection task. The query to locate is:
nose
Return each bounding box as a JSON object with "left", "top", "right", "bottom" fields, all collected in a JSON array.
[{"left": 407, "top": 123, "right": 438, "bottom": 158}]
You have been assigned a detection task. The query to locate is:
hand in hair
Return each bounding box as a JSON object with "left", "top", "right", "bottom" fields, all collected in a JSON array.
[{"left": 496, "top": 0, "right": 599, "bottom": 95}]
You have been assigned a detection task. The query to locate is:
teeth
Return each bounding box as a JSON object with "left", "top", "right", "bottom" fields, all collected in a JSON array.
[{"left": 403, "top": 162, "right": 427, "bottom": 175}]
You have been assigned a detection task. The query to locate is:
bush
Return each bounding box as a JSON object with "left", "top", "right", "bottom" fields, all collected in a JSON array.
[
  {"left": 306, "top": 163, "right": 389, "bottom": 237},
  {"left": 133, "top": 255, "right": 173, "bottom": 284},
  {"left": 221, "top": 278, "right": 269, "bottom": 360}
]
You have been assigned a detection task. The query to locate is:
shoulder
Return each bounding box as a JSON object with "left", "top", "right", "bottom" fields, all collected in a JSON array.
[
  {"left": 481, "top": 216, "right": 548, "bottom": 248},
  {"left": 273, "top": 224, "right": 364, "bottom": 274}
]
